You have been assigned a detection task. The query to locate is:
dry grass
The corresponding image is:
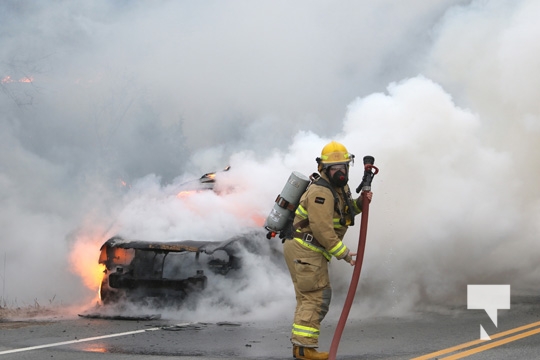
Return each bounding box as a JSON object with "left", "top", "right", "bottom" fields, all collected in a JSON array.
[{"left": 0, "top": 305, "right": 61, "bottom": 322}]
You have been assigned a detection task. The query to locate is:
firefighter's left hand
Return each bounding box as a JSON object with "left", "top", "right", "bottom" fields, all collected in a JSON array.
[{"left": 362, "top": 191, "right": 373, "bottom": 203}]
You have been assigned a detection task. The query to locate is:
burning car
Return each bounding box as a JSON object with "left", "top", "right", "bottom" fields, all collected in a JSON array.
[
  {"left": 94, "top": 166, "right": 276, "bottom": 306},
  {"left": 98, "top": 233, "right": 253, "bottom": 306}
]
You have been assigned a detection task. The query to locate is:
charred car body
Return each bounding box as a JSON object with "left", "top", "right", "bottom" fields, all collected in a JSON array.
[{"left": 98, "top": 234, "right": 254, "bottom": 306}]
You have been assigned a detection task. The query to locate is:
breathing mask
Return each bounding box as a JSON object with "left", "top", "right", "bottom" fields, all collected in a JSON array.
[{"left": 328, "top": 164, "right": 348, "bottom": 187}]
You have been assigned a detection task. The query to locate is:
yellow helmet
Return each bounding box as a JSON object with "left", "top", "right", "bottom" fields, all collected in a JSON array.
[{"left": 317, "top": 141, "right": 354, "bottom": 170}]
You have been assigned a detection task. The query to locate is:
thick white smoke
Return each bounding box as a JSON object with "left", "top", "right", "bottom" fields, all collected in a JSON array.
[{"left": 1, "top": 0, "right": 539, "bottom": 321}]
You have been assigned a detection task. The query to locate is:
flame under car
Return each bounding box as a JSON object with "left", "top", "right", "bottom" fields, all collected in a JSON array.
[{"left": 98, "top": 236, "right": 243, "bottom": 305}]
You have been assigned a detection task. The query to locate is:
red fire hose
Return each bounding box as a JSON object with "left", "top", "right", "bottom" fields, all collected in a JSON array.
[{"left": 328, "top": 162, "right": 378, "bottom": 360}]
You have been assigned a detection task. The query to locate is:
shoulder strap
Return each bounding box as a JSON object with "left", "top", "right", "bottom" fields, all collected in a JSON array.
[{"left": 311, "top": 174, "right": 340, "bottom": 210}]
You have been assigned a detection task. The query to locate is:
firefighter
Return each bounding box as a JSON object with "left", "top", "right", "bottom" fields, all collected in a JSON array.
[{"left": 283, "top": 141, "right": 373, "bottom": 360}]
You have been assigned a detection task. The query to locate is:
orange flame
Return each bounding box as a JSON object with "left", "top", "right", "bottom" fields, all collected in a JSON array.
[
  {"left": 118, "top": 179, "right": 131, "bottom": 188},
  {"left": 251, "top": 214, "right": 266, "bottom": 227},
  {"left": 69, "top": 231, "right": 107, "bottom": 301},
  {"left": 1, "top": 76, "right": 33, "bottom": 84},
  {"left": 177, "top": 190, "right": 196, "bottom": 198}
]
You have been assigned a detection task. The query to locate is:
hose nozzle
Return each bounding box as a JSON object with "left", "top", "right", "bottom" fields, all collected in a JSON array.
[{"left": 356, "top": 156, "right": 378, "bottom": 193}]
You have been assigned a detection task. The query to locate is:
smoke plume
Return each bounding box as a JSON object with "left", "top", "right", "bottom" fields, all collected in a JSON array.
[{"left": 1, "top": 0, "right": 539, "bottom": 320}]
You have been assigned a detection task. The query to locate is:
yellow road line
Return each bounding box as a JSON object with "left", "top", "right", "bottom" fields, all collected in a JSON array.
[
  {"left": 411, "top": 320, "right": 540, "bottom": 360},
  {"left": 440, "top": 326, "right": 540, "bottom": 359}
]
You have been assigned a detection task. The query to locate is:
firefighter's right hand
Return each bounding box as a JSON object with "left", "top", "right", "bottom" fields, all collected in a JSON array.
[{"left": 346, "top": 252, "right": 356, "bottom": 266}]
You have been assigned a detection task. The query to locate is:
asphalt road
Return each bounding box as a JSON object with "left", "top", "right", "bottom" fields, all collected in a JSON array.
[{"left": 1, "top": 296, "right": 540, "bottom": 359}]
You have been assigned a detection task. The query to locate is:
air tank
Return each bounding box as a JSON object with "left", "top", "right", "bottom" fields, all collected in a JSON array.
[{"left": 264, "top": 171, "right": 310, "bottom": 233}]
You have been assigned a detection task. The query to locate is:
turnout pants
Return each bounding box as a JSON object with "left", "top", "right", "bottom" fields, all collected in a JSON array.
[{"left": 283, "top": 239, "right": 332, "bottom": 348}]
